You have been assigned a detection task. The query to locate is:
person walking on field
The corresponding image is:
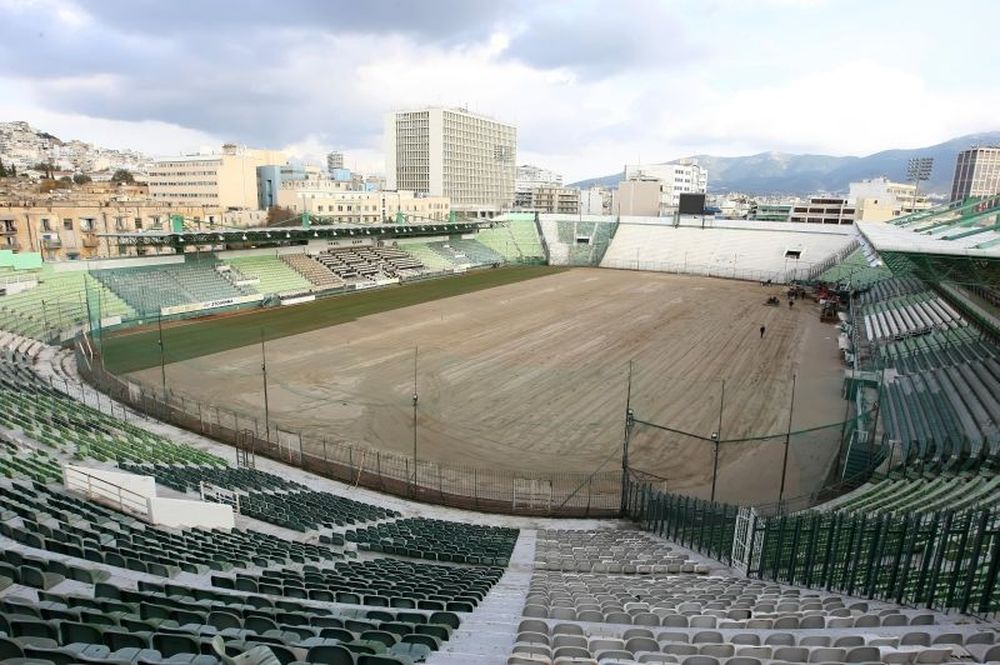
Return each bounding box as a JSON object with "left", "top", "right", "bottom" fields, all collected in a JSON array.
[{"left": 760, "top": 325, "right": 766, "bottom": 339}]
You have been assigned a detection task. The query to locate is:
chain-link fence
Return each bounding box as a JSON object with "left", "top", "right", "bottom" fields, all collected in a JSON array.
[
  {"left": 75, "top": 337, "right": 622, "bottom": 517},
  {"left": 624, "top": 477, "right": 1000, "bottom": 619}
]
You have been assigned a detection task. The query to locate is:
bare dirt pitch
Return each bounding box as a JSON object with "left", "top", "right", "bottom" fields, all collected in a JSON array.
[{"left": 132, "top": 268, "right": 846, "bottom": 505}]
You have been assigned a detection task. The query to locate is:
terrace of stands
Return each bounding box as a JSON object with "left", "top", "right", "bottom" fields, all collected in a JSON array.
[
  {"left": 92, "top": 258, "right": 253, "bottom": 316},
  {"left": 2, "top": 323, "right": 997, "bottom": 665},
  {"left": 396, "top": 238, "right": 505, "bottom": 271},
  {"left": 536, "top": 216, "right": 617, "bottom": 266},
  {"left": 0, "top": 267, "right": 132, "bottom": 341},
  {"left": 223, "top": 255, "right": 313, "bottom": 297},
  {"left": 475, "top": 219, "right": 546, "bottom": 264},
  {"left": 601, "top": 219, "right": 855, "bottom": 282},
  {"left": 3, "top": 208, "right": 1000, "bottom": 664}
]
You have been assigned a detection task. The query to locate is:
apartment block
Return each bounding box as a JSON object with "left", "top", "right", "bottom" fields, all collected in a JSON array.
[
  {"left": 385, "top": 107, "right": 516, "bottom": 217},
  {"left": 950, "top": 146, "right": 1000, "bottom": 201},
  {"left": 148, "top": 144, "right": 285, "bottom": 209}
]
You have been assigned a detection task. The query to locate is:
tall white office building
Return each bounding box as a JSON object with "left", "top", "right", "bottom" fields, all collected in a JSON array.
[{"left": 385, "top": 107, "right": 516, "bottom": 217}]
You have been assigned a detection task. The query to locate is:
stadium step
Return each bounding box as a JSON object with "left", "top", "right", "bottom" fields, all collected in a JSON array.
[{"left": 426, "top": 530, "right": 536, "bottom": 665}]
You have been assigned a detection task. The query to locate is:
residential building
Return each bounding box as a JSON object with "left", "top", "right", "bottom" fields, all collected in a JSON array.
[
  {"left": 623, "top": 160, "right": 708, "bottom": 210},
  {"left": 0, "top": 201, "right": 262, "bottom": 261},
  {"left": 950, "top": 146, "right": 1000, "bottom": 201},
  {"left": 385, "top": 107, "right": 516, "bottom": 217},
  {"left": 148, "top": 144, "right": 285, "bottom": 209},
  {"left": 749, "top": 202, "right": 794, "bottom": 222},
  {"left": 612, "top": 178, "right": 665, "bottom": 217},
  {"left": 580, "top": 187, "right": 608, "bottom": 215},
  {"left": 515, "top": 164, "right": 562, "bottom": 208},
  {"left": 257, "top": 164, "right": 356, "bottom": 210},
  {"left": 526, "top": 186, "right": 580, "bottom": 215},
  {"left": 326, "top": 151, "right": 344, "bottom": 173},
  {"left": 848, "top": 177, "right": 930, "bottom": 218},
  {"left": 277, "top": 185, "right": 450, "bottom": 224},
  {"left": 788, "top": 197, "right": 855, "bottom": 225}
]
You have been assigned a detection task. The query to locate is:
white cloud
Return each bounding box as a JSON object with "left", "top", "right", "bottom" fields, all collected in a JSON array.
[{"left": 0, "top": 0, "right": 997, "bottom": 183}]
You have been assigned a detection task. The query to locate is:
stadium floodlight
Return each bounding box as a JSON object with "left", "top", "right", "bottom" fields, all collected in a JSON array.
[{"left": 906, "top": 157, "right": 933, "bottom": 213}]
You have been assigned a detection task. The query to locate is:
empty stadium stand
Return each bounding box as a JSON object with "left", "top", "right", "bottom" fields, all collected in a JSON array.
[
  {"left": 315, "top": 245, "right": 425, "bottom": 283},
  {"left": 280, "top": 253, "right": 345, "bottom": 290},
  {"left": 476, "top": 219, "right": 546, "bottom": 263},
  {"left": 223, "top": 255, "right": 313, "bottom": 296},
  {"left": 537, "top": 216, "right": 618, "bottom": 266},
  {"left": 93, "top": 259, "right": 253, "bottom": 316},
  {"left": 347, "top": 518, "right": 517, "bottom": 565},
  {"left": 0, "top": 269, "right": 132, "bottom": 341},
  {"left": 601, "top": 220, "right": 855, "bottom": 282}
]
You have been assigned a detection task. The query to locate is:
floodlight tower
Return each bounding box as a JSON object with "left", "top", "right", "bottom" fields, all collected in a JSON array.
[{"left": 906, "top": 157, "right": 933, "bottom": 214}]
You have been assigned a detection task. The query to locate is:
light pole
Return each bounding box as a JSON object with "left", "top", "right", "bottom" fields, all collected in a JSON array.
[
  {"left": 778, "top": 373, "right": 797, "bottom": 506},
  {"left": 710, "top": 379, "right": 725, "bottom": 503},
  {"left": 261, "top": 329, "right": 270, "bottom": 443},
  {"left": 906, "top": 157, "right": 933, "bottom": 215},
  {"left": 157, "top": 312, "right": 167, "bottom": 397},
  {"left": 412, "top": 346, "right": 419, "bottom": 494}
]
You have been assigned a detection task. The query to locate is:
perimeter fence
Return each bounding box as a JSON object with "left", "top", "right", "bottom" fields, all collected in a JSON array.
[
  {"left": 624, "top": 473, "right": 1000, "bottom": 619},
  {"left": 74, "top": 337, "right": 622, "bottom": 517}
]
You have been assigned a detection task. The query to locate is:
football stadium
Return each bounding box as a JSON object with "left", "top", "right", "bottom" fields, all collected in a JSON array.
[{"left": 0, "top": 203, "right": 999, "bottom": 665}]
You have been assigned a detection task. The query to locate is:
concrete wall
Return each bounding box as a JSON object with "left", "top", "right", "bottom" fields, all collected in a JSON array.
[
  {"left": 148, "top": 497, "right": 235, "bottom": 530},
  {"left": 63, "top": 464, "right": 235, "bottom": 530}
]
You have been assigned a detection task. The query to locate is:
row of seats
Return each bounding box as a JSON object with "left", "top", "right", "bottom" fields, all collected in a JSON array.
[
  {"left": 476, "top": 220, "right": 546, "bottom": 262},
  {"left": 855, "top": 277, "right": 927, "bottom": 308},
  {"left": 0, "top": 439, "right": 63, "bottom": 484},
  {"left": 534, "top": 530, "right": 700, "bottom": 574},
  {"left": 119, "top": 464, "right": 400, "bottom": 530},
  {"left": 280, "top": 253, "right": 345, "bottom": 290},
  {"left": 510, "top": 621, "right": 1000, "bottom": 665},
  {"left": 235, "top": 490, "right": 399, "bottom": 532},
  {"left": 215, "top": 557, "right": 503, "bottom": 612},
  {"left": 92, "top": 261, "right": 249, "bottom": 316},
  {"left": 315, "top": 246, "right": 424, "bottom": 283},
  {"left": 818, "top": 472, "right": 1000, "bottom": 516},
  {"left": 118, "top": 463, "right": 303, "bottom": 494},
  {"left": 861, "top": 293, "right": 965, "bottom": 343},
  {"left": 877, "top": 328, "right": 995, "bottom": 374},
  {"left": 346, "top": 518, "right": 517, "bottom": 565},
  {"left": 814, "top": 248, "right": 892, "bottom": 290},
  {"left": 0, "top": 269, "right": 132, "bottom": 341},
  {"left": 0, "top": 574, "right": 451, "bottom": 665},
  {"left": 1, "top": 478, "right": 340, "bottom": 576},
  {"left": 882, "top": 358, "right": 1000, "bottom": 462},
  {"left": 222, "top": 256, "right": 313, "bottom": 296},
  {"left": 600, "top": 222, "right": 854, "bottom": 282},
  {"left": 0, "top": 360, "right": 224, "bottom": 467}
]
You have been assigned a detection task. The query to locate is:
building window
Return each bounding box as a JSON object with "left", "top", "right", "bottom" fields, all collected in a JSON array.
[
  {"left": 42, "top": 218, "right": 52, "bottom": 232},
  {"left": 63, "top": 219, "right": 73, "bottom": 230},
  {"left": 135, "top": 218, "right": 143, "bottom": 229}
]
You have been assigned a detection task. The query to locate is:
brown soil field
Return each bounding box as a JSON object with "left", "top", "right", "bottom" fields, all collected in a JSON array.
[{"left": 131, "top": 268, "right": 847, "bottom": 504}]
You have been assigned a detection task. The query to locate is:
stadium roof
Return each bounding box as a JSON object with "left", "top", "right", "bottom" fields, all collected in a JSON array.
[
  {"left": 857, "top": 222, "right": 1000, "bottom": 259},
  {"left": 98, "top": 220, "right": 490, "bottom": 247}
]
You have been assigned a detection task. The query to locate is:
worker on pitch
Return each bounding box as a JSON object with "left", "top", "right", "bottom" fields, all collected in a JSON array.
[{"left": 759, "top": 325, "right": 766, "bottom": 339}]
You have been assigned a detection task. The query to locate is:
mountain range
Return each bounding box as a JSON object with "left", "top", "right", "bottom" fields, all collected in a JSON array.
[{"left": 569, "top": 132, "right": 1000, "bottom": 196}]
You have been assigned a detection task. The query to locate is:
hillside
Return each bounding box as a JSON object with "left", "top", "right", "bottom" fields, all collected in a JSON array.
[{"left": 570, "top": 132, "right": 1000, "bottom": 196}]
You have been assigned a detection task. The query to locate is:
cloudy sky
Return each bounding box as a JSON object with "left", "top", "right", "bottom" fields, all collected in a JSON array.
[{"left": 0, "top": 0, "right": 997, "bottom": 181}]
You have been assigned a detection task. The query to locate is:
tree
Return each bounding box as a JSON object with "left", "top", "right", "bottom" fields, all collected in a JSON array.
[
  {"left": 266, "top": 205, "right": 297, "bottom": 226},
  {"left": 111, "top": 169, "right": 135, "bottom": 185},
  {"left": 32, "top": 161, "right": 55, "bottom": 179},
  {"left": 9, "top": 164, "right": 15, "bottom": 177},
  {"left": 0, "top": 159, "right": 7, "bottom": 178},
  {"left": 72, "top": 173, "right": 92, "bottom": 185}
]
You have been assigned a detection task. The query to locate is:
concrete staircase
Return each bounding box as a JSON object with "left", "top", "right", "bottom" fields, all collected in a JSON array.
[{"left": 427, "top": 530, "right": 537, "bottom": 665}]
